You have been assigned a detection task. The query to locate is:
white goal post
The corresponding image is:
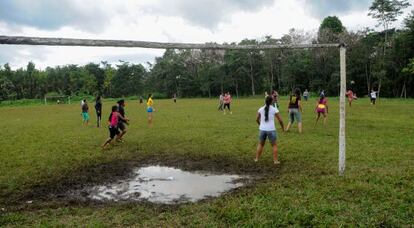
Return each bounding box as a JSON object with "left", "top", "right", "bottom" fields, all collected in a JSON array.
[{"left": 0, "top": 35, "right": 347, "bottom": 176}]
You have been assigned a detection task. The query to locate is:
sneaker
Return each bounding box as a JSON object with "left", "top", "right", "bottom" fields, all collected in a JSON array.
[
  {"left": 254, "top": 158, "right": 258, "bottom": 162},
  {"left": 273, "top": 160, "right": 281, "bottom": 165}
]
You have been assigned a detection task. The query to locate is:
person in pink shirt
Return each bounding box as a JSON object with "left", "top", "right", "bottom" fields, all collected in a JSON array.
[
  {"left": 223, "top": 92, "right": 232, "bottom": 115},
  {"left": 345, "top": 89, "right": 354, "bottom": 107},
  {"left": 101, "top": 105, "right": 128, "bottom": 149},
  {"left": 314, "top": 94, "right": 328, "bottom": 127}
]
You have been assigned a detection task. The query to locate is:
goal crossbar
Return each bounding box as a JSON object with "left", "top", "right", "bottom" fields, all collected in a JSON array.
[
  {"left": 0, "top": 35, "right": 346, "bottom": 176},
  {"left": 0, "top": 35, "right": 340, "bottom": 50}
]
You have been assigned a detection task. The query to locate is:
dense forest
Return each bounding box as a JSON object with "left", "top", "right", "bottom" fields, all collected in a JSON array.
[{"left": 1, "top": 1, "right": 413, "bottom": 100}]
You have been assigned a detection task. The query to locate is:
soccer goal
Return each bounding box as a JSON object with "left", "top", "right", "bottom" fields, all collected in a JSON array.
[
  {"left": 0, "top": 35, "right": 347, "bottom": 176},
  {"left": 44, "top": 95, "right": 71, "bottom": 105}
]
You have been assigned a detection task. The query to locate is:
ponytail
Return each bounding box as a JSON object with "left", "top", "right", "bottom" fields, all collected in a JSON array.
[{"left": 264, "top": 96, "right": 273, "bottom": 122}]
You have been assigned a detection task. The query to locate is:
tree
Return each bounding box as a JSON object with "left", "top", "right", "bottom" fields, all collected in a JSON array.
[
  {"left": 318, "top": 16, "right": 345, "bottom": 43},
  {"left": 368, "top": 0, "right": 411, "bottom": 98}
]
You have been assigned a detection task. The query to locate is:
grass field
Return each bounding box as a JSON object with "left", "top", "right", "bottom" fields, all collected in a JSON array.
[{"left": 1, "top": 97, "right": 413, "bottom": 226}]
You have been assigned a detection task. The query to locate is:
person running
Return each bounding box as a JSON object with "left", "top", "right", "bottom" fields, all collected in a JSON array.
[
  {"left": 81, "top": 99, "right": 89, "bottom": 126},
  {"left": 285, "top": 88, "right": 303, "bottom": 133},
  {"left": 272, "top": 90, "right": 279, "bottom": 108},
  {"left": 314, "top": 94, "right": 328, "bottom": 127},
  {"left": 223, "top": 92, "right": 232, "bottom": 115},
  {"left": 101, "top": 105, "right": 128, "bottom": 149},
  {"left": 147, "top": 94, "right": 154, "bottom": 127},
  {"left": 218, "top": 93, "right": 224, "bottom": 111},
  {"left": 303, "top": 89, "right": 309, "bottom": 101},
  {"left": 95, "top": 95, "right": 102, "bottom": 127},
  {"left": 370, "top": 90, "right": 377, "bottom": 105},
  {"left": 117, "top": 99, "right": 128, "bottom": 141},
  {"left": 254, "top": 96, "right": 285, "bottom": 165},
  {"left": 345, "top": 89, "right": 354, "bottom": 107}
]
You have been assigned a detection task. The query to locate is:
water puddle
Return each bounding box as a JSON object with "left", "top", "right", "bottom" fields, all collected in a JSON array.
[{"left": 85, "top": 166, "right": 246, "bottom": 204}]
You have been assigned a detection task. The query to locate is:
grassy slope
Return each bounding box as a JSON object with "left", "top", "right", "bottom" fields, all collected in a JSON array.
[{"left": 0, "top": 97, "right": 413, "bottom": 226}]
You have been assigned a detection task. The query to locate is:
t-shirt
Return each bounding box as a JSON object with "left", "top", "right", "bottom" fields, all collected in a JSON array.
[
  {"left": 317, "top": 98, "right": 327, "bottom": 110},
  {"left": 223, "top": 95, "right": 231, "bottom": 104},
  {"left": 118, "top": 105, "right": 126, "bottom": 123},
  {"left": 288, "top": 95, "right": 300, "bottom": 109},
  {"left": 147, "top": 98, "right": 153, "bottom": 107},
  {"left": 219, "top": 95, "right": 224, "bottom": 101},
  {"left": 303, "top": 91, "right": 309, "bottom": 97},
  {"left": 81, "top": 103, "right": 88, "bottom": 113},
  {"left": 258, "top": 105, "right": 279, "bottom": 131},
  {"left": 110, "top": 111, "right": 119, "bottom": 127},
  {"left": 95, "top": 101, "right": 102, "bottom": 112},
  {"left": 370, "top": 92, "right": 377, "bottom": 99}
]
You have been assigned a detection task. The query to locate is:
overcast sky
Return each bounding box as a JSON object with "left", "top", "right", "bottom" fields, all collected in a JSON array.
[{"left": 0, "top": 0, "right": 412, "bottom": 69}]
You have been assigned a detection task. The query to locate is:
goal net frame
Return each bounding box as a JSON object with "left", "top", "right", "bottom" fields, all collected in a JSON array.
[{"left": 0, "top": 35, "right": 347, "bottom": 176}]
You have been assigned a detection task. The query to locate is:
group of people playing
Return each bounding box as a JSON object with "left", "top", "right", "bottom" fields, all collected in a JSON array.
[
  {"left": 218, "top": 92, "right": 233, "bottom": 114},
  {"left": 254, "top": 88, "right": 328, "bottom": 164},
  {"left": 80, "top": 94, "right": 156, "bottom": 149},
  {"left": 346, "top": 89, "right": 378, "bottom": 107}
]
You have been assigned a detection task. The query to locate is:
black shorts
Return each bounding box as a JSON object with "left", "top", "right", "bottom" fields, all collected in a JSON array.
[
  {"left": 224, "top": 103, "right": 230, "bottom": 110},
  {"left": 109, "top": 126, "right": 120, "bottom": 139},
  {"left": 118, "top": 121, "right": 127, "bottom": 131}
]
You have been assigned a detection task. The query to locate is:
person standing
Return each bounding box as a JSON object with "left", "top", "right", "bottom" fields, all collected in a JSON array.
[
  {"left": 345, "top": 89, "right": 354, "bottom": 107},
  {"left": 285, "top": 88, "right": 303, "bottom": 133},
  {"left": 272, "top": 90, "right": 279, "bottom": 108},
  {"left": 303, "top": 89, "right": 309, "bottom": 101},
  {"left": 218, "top": 93, "right": 224, "bottom": 111},
  {"left": 139, "top": 96, "right": 143, "bottom": 105},
  {"left": 254, "top": 96, "right": 285, "bottom": 165},
  {"left": 81, "top": 99, "right": 89, "bottom": 126},
  {"left": 117, "top": 99, "right": 128, "bottom": 141},
  {"left": 147, "top": 94, "right": 154, "bottom": 127},
  {"left": 314, "top": 94, "right": 328, "bottom": 127},
  {"left": 173, "top": 93, "right": 177, "bottom": 103},
  {"left": 223, "top": 92, "right": 232, "bottom": 115},
  {"left": 95, "top": 95, "right": 102, "bottom": 127},
  {"left": 370, "top": 90, "right": 377, "bottom": 105}
]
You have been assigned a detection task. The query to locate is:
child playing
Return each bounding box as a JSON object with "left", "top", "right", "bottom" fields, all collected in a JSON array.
[
  {"left": 102, "top": 105, "right": 128, "bottom": 149},
  {"left": 314, "top": 95, "right": 328, "bottom": 127},
  {"left": 254, "top": 96, "right": 285, "bottom": 164}
]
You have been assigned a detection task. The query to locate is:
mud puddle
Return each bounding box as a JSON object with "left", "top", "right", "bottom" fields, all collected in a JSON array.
[{"left": 83, "top": 166, "right": 247, "bottom": 204}]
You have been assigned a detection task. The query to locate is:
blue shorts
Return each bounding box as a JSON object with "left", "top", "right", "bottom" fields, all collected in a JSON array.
[
  {"left": 259, "top": 130, "right": 277, "bottom": 144},
  {"left": 82, "top": 112, "right": 90, "bottom": 121},
  {"left": 147, "top": 107, "right": 153, "bottom": 113}
]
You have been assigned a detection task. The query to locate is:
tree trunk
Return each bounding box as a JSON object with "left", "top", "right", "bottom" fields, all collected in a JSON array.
[
  {"left": 365, "top": 62, "right": 371, "bottom": 95},
  {"left": 270, "top": 58, "right": 274, "bottom": 92},
  {"left": 249, "top": 54, "right": 255, "bottom": 96}
]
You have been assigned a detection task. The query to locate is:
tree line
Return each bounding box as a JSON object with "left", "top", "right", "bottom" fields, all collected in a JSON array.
[{"left": 0, "top": 0, "right": 413, "bottom": 101}]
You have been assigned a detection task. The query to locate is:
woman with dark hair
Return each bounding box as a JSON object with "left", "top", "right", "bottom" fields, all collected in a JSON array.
[
  {"left": 285, "top": 88, "right": 303, "bottom": 133},
  {"left": 314, "top": 94, "right": 328, "bottom": 127},
  {"left": 95, "top": 95, "right": 102, "bottom": 127},
  {"left": 254, "top": 96, "right": 285, "bottom": 165},
  {"left": 146, "top": 94, "right": 154, "bottom": 127}
]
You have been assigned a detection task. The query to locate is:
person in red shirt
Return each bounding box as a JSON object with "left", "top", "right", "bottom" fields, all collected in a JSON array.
[
  {"left": 314, "top": 94, "right": 328, "bottom": 127},
  {"left": 223, "top": 92, "right": 232, "bottom": 115},
  {"left": 345, "top": 89, "right": 354, "bottom": 107}
]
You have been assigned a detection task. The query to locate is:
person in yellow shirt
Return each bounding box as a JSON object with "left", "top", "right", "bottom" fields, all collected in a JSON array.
[
  {"left": 146, "top": 94, "right": 154, "bottom": 127},
  {"left": 314, "top": 94, "right": 328, "bottom": 127}
]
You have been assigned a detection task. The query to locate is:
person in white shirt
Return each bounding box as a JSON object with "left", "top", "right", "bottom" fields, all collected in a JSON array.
[
  {"left": 370, "top": 90, "right": 377, "bottom": 105},
  {"left": 254, "top": 96, "right": 285, "bottom": 165}
]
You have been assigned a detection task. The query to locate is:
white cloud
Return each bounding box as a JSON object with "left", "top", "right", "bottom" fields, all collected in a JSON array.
[{"left": 0, "top": 0, "right": 411, "bottom": 69}]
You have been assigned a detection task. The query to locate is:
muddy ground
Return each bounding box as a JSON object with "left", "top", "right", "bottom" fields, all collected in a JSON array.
[{"left": 1, "top": 152, "right": 283, "bottom": 212}]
